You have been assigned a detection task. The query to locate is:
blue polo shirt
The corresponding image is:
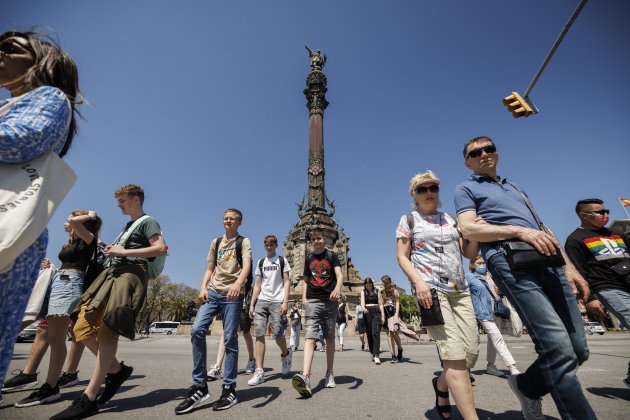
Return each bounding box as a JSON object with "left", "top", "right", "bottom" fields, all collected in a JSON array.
[{"left": 454, "top": 174, "right": 540, "bottom": 260}]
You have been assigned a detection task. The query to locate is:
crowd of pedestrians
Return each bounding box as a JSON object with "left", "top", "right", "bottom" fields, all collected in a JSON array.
[{"left": 2, "top": 29, "right": 630, "bottom": 420}]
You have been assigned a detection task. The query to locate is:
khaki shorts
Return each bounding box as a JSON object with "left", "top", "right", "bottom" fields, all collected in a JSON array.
[
  {"left": 73, "top": 296, "right": 119, "bottom": 343},
  {"left": 425, "top": 289, "right": 479, "bottom": 368}
]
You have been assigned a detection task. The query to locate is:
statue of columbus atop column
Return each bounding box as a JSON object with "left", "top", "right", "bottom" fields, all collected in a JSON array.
[{"left": 305, "top": 45, "right": 326, "bottom": 71}]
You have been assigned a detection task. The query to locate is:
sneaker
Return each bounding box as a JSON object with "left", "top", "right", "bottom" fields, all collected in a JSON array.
[
  {"left": 374, "top": 356, "right": 381, "bottom": 365},
  {"left": 244, "top": 359, "right": 256, "bottom": 374},
  {"left": 318, "top": 346, "right": 326, "bottom": 352},
  {"left": 397, "top": 347, "right": 403, "bottom": 362},
  {"left": 207, "top": 365, "right": 222, "bottom": 381},
  {"left": 212, "top": 384, "right": 237, "bottom": 411},
  {"left": 292, "top": 373, "right": 312, "bottom": 398},
  {"left": 2, "top": 370, "right": 38, "bottom": 392},
  {"left": 508, "top": 374, "right": 544, "bottom": 420},
  {"left": 390, "top": 355, "right": 398, "bottom": 364},
  {"left": 50, "top": 393, "right": 98, "bottom": 420},
  {"left": 97, "top": 361, "right": 133, "bottom": 404},
  {"left": 281, "top": 349, "right": 293, "bottom": 375},
  {"left": 509, "top": 366, "right": 521, "bottom": 376},
  {"left": 174, "top": 384, "right": 210, "bottom": 415},
  {"left": 57, "top": 371, "right": 80, "bottom": 388},
  {"left": 486, "top": 364, "right": 505, "bottom": 377},
  {"left": 247, "top": 368, "right": 265, "bottom": 386},
  {"left": 14, "top": 383, "right": 60, "bottom": 407},
  {"left": 324, "top": 371, "right": 335, "bottom": 388}
]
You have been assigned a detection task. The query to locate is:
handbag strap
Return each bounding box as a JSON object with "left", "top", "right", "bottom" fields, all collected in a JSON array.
[
  {"left": 504, "top": 180, "right": 550, "bottom": 234},
  {"left": 478, "top": 275, "right": 500, "bottom": 301}
]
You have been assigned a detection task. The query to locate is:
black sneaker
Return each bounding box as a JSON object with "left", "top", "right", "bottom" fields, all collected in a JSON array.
[
  {"left": 390, "top": 355, "right": 398, "bottom": 364},
  {"left": 50, "top": 393, "right": 98, "bottom": 420},
  {"left": 212, "top": 385, "right": 237, "bottom": 411},
  {"left": 2, "top": 369, "right": 38, "bottom": 392},
  {"left": 57, "top": 371, "right": 80, "bottom": 389},
  {"left": 14, "top": 383, "right": 60, "bottom": 407},
  {"left": 96, "top": 361, "right": 133, "bottom": 404},
  {"left": 397, "top": 348, "right": 403, "bottom": 362},
  {"left": 174, "top": 384, "right": 210, "bottom": 415}
]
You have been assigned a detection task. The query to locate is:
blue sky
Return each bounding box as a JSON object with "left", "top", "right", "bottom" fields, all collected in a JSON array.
[{"left": 4, "top": 1, "right": 629, "bottom": 293}]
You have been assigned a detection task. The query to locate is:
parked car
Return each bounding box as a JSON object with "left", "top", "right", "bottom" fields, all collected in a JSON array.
[
  {"left": 584, "top": 321, "right": 605, "bottom": 335},
  {"left": 148, "top": 321, "right": 180, "bottom": 335},
  {"left": 17, "top": 321, "right": 39, "bottom": 342}
]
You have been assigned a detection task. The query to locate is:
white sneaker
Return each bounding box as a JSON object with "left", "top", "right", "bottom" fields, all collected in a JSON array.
[
  {"left": 245, "top": 359, "right": 256, "bottom": 374},
  {"left": 207, "top": 365, "right": 222, "bottom": 381},
  {"left": 324, "top": 371, "right": 336, "bottom": 388},
  {"left": 247, "top": 368, "right": 265, "bottom": 386},
  {"left": 374, "top": 356, "right": 381, "bottom": 365},
  {"left": 318, "top": 346, "right": 326, "bottom": 352},
  {"left": 281, "top": 349, "right": 293, "bottom": 375},
  {"left": 508, "top": 374, "right": 544, "bottom": 420},
  {"left": 509, "top": 366, "right": 521, "bottom": 375},
  {"left": 486, "top": 364, "right": 505, "bottom": 377}
]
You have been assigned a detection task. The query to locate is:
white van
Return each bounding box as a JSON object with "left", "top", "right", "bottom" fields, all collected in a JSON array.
[{"left": 149, "top": 321, "right": 179, "bottom": 335}]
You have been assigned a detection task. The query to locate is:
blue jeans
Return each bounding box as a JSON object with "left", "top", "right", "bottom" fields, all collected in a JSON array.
[
  {"left": 488, "top": 252, "right": 595, "bottom": 420},
  {"left": 597, "top": 288, "right": 630, "bottom": 329},
  {"left": 191, "top": 290, "right": 243, "bottom": 387}
]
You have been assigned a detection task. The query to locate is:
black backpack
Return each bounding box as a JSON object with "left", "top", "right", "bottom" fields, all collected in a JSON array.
[
  {"left": 212, "top": 235, "right": 253, "bottom": 292},
  {"left": 257, "top": 255, "right": 286, "bottom": 276},
  {"left": 83, "top": 241, "right": 105, "bottom": 292}
]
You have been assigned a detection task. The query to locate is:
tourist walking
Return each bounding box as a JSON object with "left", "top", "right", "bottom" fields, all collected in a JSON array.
[
  {"left": 379, "top": 275, "right": 418, "bottom": 364},
  {"left": 355, "top": 305, "right": 367, "bottom": 351},
  {"left": 336, "top": 295, "right": 348, "bottom": 351},
  {"left": 397, "top": 170, "right": 480, "bottom": 420},
  {"left": 466, "top": 255, "right": 520, "bottom": 377},
  {"left": 0, "top": 30, "right": 83, "bottom": 399},
  {"left": 360, "top": 277, "right": 384, "bottom": 365},
  {"left": 289, "top": 302, "right": 302, "bottom": 351}
]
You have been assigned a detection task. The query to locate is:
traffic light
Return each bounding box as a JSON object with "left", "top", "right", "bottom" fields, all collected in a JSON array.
[{"left": 503, "top": 92, "right": 534, "bottom": 118}]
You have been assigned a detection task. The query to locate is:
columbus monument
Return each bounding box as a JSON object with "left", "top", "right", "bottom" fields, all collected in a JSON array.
[{"left": 283, "top": 46, "right": 363, "bottom": 303}]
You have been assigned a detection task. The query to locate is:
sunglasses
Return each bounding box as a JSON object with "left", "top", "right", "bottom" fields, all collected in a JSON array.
[
  {"left": 466, "top": 145, "right": 497, "bottom": 159},
  {"left": 0, "top": 39, "right": 33, "bottom": 56},
  {"left": 414, "top": 184, "right": 440, "bottom": 194},
  {"left": 585, "top": 209, "right": 610, "bottom": 216}
]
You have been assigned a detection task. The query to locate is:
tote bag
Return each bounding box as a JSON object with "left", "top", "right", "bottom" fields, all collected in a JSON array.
[{"left": 0, "top": 95, "right": 77, "bottom": 273}]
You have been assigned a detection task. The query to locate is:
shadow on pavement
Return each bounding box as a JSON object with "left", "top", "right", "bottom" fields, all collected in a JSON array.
[
  {"left": 236, "top": 385, "right": 281, "bottom": 407},
  {"left": 586, "top": 386, "right": 630, "bottom": 401},
  {"left": 475, "top": 409, "right": 555, "bottom": 419},
  {"left": 99, "top": 387, "right": 182, "bottom": 412}
]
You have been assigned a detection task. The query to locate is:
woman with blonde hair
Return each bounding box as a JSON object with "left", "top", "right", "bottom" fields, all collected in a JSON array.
[{"left": 396, "top": 170, "right": 480, "bottom": 420}]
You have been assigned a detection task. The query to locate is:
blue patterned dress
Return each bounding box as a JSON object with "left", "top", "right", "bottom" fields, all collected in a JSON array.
[{"left": 0, "top": 86, "right": 71, "bottom": 391}]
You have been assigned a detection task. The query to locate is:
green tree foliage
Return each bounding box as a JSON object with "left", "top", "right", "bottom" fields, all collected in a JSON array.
[
  {"left": 399, "top": 293, "right": 418, "bottom": 321},
  {"left": 138, "top": 274, "right": 198, "bottom": 333}
]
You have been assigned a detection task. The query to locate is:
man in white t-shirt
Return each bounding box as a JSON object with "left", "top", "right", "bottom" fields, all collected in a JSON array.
[{"left": 247, "top": 235, "right": 292, "bottom": 385}]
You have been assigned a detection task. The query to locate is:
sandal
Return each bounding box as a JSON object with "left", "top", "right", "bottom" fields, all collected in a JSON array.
[{"left": 432, "top": 376, "right": 451, "bottom": 419}]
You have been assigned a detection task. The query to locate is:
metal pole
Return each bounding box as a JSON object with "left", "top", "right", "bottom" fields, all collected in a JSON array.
[{"left": 523, "top": 0, "right": 588, "bottom": 98}]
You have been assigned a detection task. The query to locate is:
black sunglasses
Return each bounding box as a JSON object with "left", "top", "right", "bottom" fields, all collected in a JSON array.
[
  {"left": 585, "top": 209, "right": 610, "bottom": 216},
  {"left": 466, "top": 145, "right": 497, "bottom": 159},
  {"left": 414, "top": 184, "right": 440, "bottom": 194},
  {"left": 0, "top": 39, "right": 33, "bottom": 56}
]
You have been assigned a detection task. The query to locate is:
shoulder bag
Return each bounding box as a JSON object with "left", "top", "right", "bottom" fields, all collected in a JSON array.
[
  {"left": 0, "top": 96, "right": 76, "bottom": 273},
  {"left": 501, "top": 182, "right": 565, "bottom": 270}
]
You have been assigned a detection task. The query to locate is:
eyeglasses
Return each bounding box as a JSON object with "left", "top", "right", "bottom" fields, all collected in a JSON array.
[
  {"left": 466, "top": 145, "right": 497, "bottom": 159},
  {"left": 0, "top": 39, "right": 33, "bottom": 57},
  {"left": 414, "top": 184, "right": 440, "bottom": 194},
  {"left": 584, "top": 209, "right": 610, "bottom": 216}
]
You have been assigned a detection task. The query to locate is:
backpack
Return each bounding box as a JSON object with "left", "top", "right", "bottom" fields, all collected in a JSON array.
[
  {"left": 212, "top": 235, "right": 253, "bottom": 292},
  {"left": 83, "top": 241, "right": 105, "bottom": 292},
  {"left": 406, "top": 213, "right": 415, "bottom": 255},
  {"left": 257, "top": 255, "right": 286, "bottom": 277},
  {"left": 107, "top": 215, "right": 167, "bottom": 280}
]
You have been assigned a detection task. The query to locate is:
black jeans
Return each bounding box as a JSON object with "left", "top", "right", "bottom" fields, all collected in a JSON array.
[{"left": 364, "top": 306, "right": 382, "bottom": 356}]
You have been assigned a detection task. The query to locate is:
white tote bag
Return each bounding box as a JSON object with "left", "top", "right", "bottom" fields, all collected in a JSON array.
[{"left": 0, "top": 95, "right": 77, "bottom": 273}]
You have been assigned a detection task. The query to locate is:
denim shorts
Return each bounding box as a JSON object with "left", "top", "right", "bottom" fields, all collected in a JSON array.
[{"left": 43, "top": 270, "right": 84, "bottom": 317}]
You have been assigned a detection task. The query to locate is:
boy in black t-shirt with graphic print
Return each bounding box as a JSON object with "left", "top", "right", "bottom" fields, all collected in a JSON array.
[{"left": 291, "top": 228, "right": 343, "bottom": 398}]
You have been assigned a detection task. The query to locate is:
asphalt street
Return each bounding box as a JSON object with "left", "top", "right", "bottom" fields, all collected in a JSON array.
[{"left": 2, "top": 333, "right": 629, "bottom": 419}]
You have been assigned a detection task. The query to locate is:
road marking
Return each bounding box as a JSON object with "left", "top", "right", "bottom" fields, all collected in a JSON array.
[{"left": 579, "top": 367, "right": 608, "bottom": 372}]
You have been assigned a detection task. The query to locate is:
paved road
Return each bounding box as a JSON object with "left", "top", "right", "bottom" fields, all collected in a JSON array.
[{"left": 2, "top": 333, "right": 629, "bottom": 419}]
